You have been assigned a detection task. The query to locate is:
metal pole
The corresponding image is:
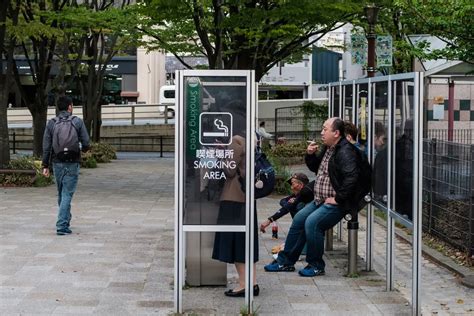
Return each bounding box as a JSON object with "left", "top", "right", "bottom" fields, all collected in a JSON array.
[
  {"left": 448, "top": 81, "right": 454, "bottom": 141},
  {"left": 325, "top": 228, "right": 333, "bottom": 251},
  {"left": 131, "top": 106, "right": 135, "bottom": 125},
  {"left": 364, "top": 5, "right": 379, "bottom": 78},
  {"left": 337, "top": 221, "right": 343, "bottom": 241},
  {"left": 347, "top": 211, "right": 358, "bottom": 275},
  {"left": 470, "top": 144, "right": 474, "bottom": 257},
  {"left": 160, "top": 136, "right": 164, "bottom": 158},
  {"left": 274, "top": 108, "right": 278, "bottom": 144},
  {"left": 13, "top": 132, "right": 16, "bottom": 154},
  {"left": 429, "top": 139, "right": 437, "bottom": 233},
  {"left": 387, "top": 77, "right": 394, "bottom": 291},
  {"left": 412, "top": 71, "right": 423, "bottom": 316}
]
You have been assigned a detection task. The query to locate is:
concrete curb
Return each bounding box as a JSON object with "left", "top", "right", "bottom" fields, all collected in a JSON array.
[{"left": 372, "top": 216, "right": 474, "bottom": 288}]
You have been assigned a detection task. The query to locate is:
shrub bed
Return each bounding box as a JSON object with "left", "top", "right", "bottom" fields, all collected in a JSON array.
[
  {"left": 0, "top": 157, "right": 53, "bottom": 187},
  {"left": 81, "top": 142, "right": 117, "bottom": 168}
]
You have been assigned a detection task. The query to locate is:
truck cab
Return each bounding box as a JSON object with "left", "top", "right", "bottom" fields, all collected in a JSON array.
[{"left": 159, "top": 85, "right": 175, "bottom": 118}]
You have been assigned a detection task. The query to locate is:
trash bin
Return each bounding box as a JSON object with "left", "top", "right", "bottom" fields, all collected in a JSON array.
[{"left": 185, "top": 232, "right": 227, "bottom": 286}]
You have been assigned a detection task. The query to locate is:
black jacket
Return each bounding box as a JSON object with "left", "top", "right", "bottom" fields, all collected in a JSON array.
[
  {"left": 305, "top": 138, "right": 367, "bottom": 213},
  {"left": 268, "top": 180, "right": 315, "bottom": 222}
]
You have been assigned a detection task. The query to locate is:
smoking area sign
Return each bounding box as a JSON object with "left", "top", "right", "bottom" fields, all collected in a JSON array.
[
  {"left": 175, "top": 70, "right": 257, "bottom": 314},
  {"left": 199, "top": 112, "right": 233, "bottom": 145}
]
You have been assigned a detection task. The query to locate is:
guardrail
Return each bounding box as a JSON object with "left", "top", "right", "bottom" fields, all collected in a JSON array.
[
  {"left": 7, "top": 104, "right": 174, "bottom": 126},
  {"left": 8, "top": 131, "right": 174, "bottom": 156}
]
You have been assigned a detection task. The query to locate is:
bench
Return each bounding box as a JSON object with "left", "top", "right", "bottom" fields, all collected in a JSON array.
[{"left": 0, "top": 169, "right": 37, "bottom": 185}]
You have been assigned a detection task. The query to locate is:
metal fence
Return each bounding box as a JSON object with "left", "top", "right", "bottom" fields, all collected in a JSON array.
[
  {"left": 8, "top": 132, "right": 174, "bottom": 157},
  {"left": 422, "top": 138, "right": 474, "bottom": 256},
  {"left": 274, "top": 106, "right": 325, "bottom": 143},
  {"left": 425, "top": 129, "right": 472, "bottom": 145}
]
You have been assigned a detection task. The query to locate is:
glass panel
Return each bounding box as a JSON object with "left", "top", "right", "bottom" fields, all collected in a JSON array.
[
  {"left": 183, "top": 75, "right": 248, "bottom": 225},
  {"left": 333, "top": 86, "right": 340, "bottom": 118},
  {"left": 343, "top": 84, "right": 353, "bottom": 121},
  {"left": 393, "top": 80, "right": 415, "bottom": 221},
  {"left": 357, "top": 83, "right": 369, "bottom": 149},
  {"left": 372, "top": 81, "right": 389, "bottom": 206}
]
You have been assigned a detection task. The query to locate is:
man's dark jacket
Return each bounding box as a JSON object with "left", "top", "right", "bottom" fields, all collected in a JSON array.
[
  {"left": 42, "top": 111, "right": 90, "bottom": 168},
  {"left": 305, "top": 138, "right": 368, "bottom": 213}
]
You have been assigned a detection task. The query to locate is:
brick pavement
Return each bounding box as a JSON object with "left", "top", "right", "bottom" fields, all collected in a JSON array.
[{"left": 0, "top": 157, "right": 471, "bottom": 315}]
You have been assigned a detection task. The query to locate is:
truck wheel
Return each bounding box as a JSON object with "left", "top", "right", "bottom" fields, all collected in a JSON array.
[{"left": 167, "top": 109, "right": 175, "bottom": 118}]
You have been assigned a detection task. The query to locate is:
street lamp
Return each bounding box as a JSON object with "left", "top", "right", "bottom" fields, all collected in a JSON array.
[{"left": 364, "top": 4, "right": 379, "bottom": 78}]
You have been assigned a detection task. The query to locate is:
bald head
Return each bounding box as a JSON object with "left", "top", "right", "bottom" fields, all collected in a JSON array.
[{"left": 321, "top": 117, "right": 344, "bottom": 146}]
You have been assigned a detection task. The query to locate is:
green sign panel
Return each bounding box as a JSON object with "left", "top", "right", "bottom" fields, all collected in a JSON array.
[{"left": 186, "top": 77, "right": 201, "bottom": 157}]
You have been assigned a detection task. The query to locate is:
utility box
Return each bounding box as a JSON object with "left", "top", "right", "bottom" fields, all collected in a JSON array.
[{"left": 185, "top": 232, "right": 227, "bottom": 286}]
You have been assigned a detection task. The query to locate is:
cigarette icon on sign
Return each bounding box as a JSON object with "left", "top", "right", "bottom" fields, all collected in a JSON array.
[
  {"left": 203, "top": 119, "right": 229, "bottom": 137},
  {"left": 199, "top": 112, "right": 233, "bottom": 146}
]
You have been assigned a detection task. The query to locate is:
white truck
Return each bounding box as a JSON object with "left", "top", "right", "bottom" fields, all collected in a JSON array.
[{"left": 159, "top": 85, "right": 175, "bottom": 118}]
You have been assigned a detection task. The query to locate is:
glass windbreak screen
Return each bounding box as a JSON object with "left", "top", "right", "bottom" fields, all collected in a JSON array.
[
  {"left": 372, "top": 82, "right": 389, "bottom": 207},
  {"left": 343, "top": 84, "right": 353, "bottom": 121},
  {"left": 183, "top": 76, "right": 248, "bottom": 225},
  {"left": 357, "top": 83, "right": 369, "bottom": 150},
  {"left": 333, "top": 86, "right": 340, "bottom": 118},
  {"left": 393, "top": 80, "right": 414, "bottom": 221}
]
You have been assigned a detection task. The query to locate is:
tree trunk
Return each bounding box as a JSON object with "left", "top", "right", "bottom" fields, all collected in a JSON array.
[
  {"left": 0, "top": 0, "right": 10, "bottom": 168},
  {"left": 0, "top": 77, "right": 9, "bottom": 168},
  {"left": 31, "top": 107, "right": 47, "bottom": 158}
]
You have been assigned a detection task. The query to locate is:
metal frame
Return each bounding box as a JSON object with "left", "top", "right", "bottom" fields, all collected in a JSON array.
[
  {"left": 174, "top": 70, "right": 256, "bottom": 314},
  {"left": 328, "top": 72, "right": 423, "bottom": 315}
]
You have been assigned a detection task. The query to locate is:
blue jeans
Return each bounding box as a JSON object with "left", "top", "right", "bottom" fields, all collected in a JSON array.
[
  {"left": 277, "top": 201, "right": 344, "bottom": 270},
  {"left": 53, "top": 162, "right": 80, "bottom": 230}
]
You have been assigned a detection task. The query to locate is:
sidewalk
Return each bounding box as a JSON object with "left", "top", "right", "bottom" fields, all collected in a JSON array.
[{"left": 0, "top": 157, "right": 472, "bottom": 315}]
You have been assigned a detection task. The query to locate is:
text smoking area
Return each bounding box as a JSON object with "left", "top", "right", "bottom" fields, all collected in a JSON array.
[{"left": 174, "top": 70, "right": 424, "bottom": 315}]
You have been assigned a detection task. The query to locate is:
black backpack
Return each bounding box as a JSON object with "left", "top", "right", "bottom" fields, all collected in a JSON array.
[
  {"left": 237, "top": 152, "right": 276, "bottom": 199},
  {"left": 52, "top": 116, "right": 80, "bottom": 161},
  {"left": 254, "top": 152, "right": 276, "bottom": 199}
]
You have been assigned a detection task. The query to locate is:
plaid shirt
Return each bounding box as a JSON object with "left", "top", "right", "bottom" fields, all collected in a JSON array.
[{"left": 314, "top": 146, "right": 336, "bottom": 204}]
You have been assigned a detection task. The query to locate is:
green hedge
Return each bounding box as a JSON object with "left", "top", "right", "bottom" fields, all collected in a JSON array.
[
  {"left": 81, "top": 142, "right": 117, "bottom": 168},
  {"left": 0, "top": 156, "right": 53, "bottom": 187}
]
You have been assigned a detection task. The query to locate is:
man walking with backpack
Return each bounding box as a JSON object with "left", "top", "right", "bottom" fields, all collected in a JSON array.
[{"left": 42, "top": 96, "right": 90, "bottom": 235}]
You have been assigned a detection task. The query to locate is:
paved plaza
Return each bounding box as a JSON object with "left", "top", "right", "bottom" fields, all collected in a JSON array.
[{"left": 1, "top": 155, "right": 473, "bottom": 315}]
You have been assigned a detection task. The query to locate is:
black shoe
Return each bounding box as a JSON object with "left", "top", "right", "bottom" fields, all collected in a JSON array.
[
  {"left": 224, "top": 288, "right": 245, "bottom": 297},
  {"left": 57, "top": 228, "right": 72, "bottom": 235},
  {"left": 253, "top": 284, "right": 260, "bottom": 296},
  {"left": 224, "top": 285, "right": 260, "bottom": 297}
]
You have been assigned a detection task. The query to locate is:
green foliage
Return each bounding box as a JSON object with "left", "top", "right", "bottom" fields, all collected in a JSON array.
[
  {"left": 138, "top": 0, "right": 363, "bottom": 80},
  {"left": 89, "top": 142, "right": 117, "bottom": 163},
  {"left": 0, "top": 156, "right": 53, "bottom": 187},
  {"left": 265, "top": 149, "right": 291, "bottom": 195},
  {"left": 298, "top": 101, "right": 328, "bottom": 139},
  {"left": 353, "top": 0, "right": 473, "bottom": 73},
  {"left": 240, "top": 302, "right": 261, "bottom": 316},
  {"left": 80, "top": 153, "right": 98, "bottom": 169},
  {"left": 269, "top": 142, "right": 309, "bottom": 165},
  {"left": 80, "top": 142, "right": 116, "bottom": 168}
]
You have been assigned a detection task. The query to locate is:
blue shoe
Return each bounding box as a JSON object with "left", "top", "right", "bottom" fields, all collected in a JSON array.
[
  {"left": 298, "top": 265, "right": 325, "bottom": 277},
  {"left": 264, "top": 261, "right": 295, "bottom": 272},
  {"left": 57, "top": 228, "right": 72, "bottom": 235}
]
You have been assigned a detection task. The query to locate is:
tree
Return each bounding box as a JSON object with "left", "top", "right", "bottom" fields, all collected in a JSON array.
[
  {"left": 351, "top": 0, "right": 473, "bottom": 74},
  {"left": 7, "top": 0, "right": 66, "bottom": 157},
  {"left": 138, "top": 0, "right": 364, "bottom": 81},
  {"left": 0, "top": 0, "right": 11, "bottom": 168},
  {"left": 401, "top": 0, "right": 473, "bottom": 64},
  {"left": 56, "top": 1, "right": 139, "bottom": 141}
]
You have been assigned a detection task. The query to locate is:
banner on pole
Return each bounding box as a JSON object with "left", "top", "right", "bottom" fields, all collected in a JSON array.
[
  {"left": 351, "top": 34, "right": 367, "bottom": 65},
  {"left": 376, "top": 35, "right": 393, "bottom": 67}
]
